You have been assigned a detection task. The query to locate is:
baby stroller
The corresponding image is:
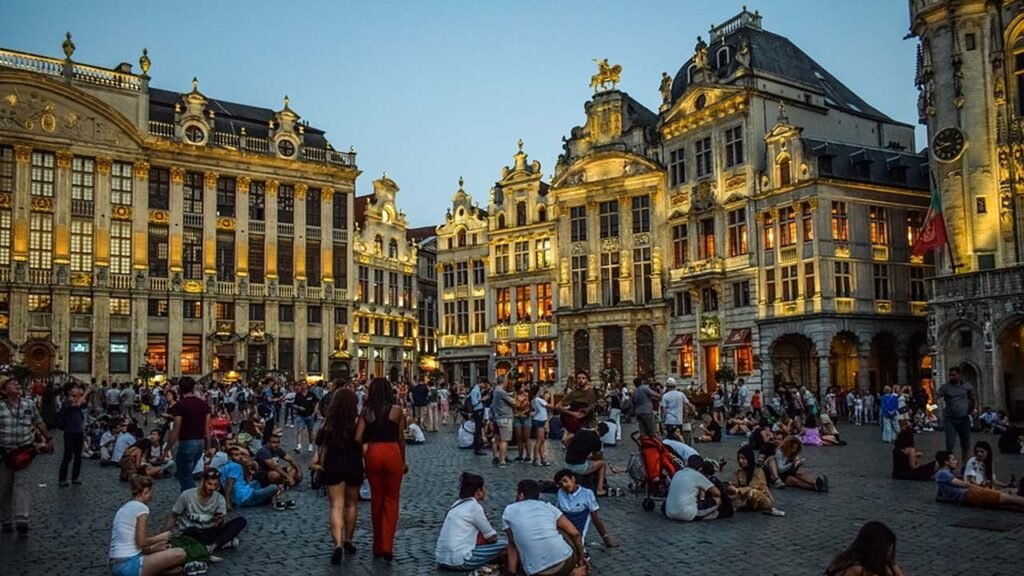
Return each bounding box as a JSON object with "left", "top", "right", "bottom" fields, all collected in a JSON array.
[{"left": 628, "top": 431, "right": 686, "bottom": 511}]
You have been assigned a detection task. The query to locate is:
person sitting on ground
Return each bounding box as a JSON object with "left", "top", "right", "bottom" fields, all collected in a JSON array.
[
  {"left": 145, "top": 430, "right": 174, "bottom": 477},
  {"left": 564, "top": 415, "right": 609, "bottom": 496},
  {"left": 435, "top": 472, "right": 507, "bottom": 572},
  {"left": 693, "top": 412, "right": 722, "bottom": 443},
  {"left": 729, "top": 445, "right": 781, "bottom": 515},
  {"left": 698, "top": 460, "right": 734, "bottom": 519},
  {"left": 405, "top": 419, "right": 426, "bottom": 445},
  {"left": 726, "top": 413, "right": 755, "bottom": 437},
  {"left": 192, "top": 443, "right": 229, "bottom": 480},
  {"left": 764, "top": 436, "right": 829, "bottom": 492},
  {"left": 111, "top": 420, "right": 138, "bottom": 463},
  {"left": 600, "top": 418, "right": 618, "bottom": 447},
  {"left": 747, "top": 418, "right": 777, "bottom": 461},
  {"left": 891, "top": 426, "right": 936, "bottom": 481},
  {"left": 457, "top": 419, "right": 476, "bottom": 450},
  {"left": 502, "top": 479, "right": 587, "bottom": 576},
  {"left": 936, "top": 451, "right": 1024, "bottom": 512},
  {"left": 554, "top": 469, "right": 617, "bottom": 549},
  {"left": 964, "top": 441, "right": 1008, "bottom": 489},
  {"left": 663, "top": 431, "right": 699, "bottom": 463},
  {"left": 221, "top": 445, "right": 278, "bottom": 510},
  {"left": 997, "top": 426, "right": 1023, "bottom": 455},
  {"left": 255, "top": 430, "right": 302, "bottom": 507},
  {"left": 801, "top": 414, "right": 840, "bottom": 447},
  {"left": 109, "top": 475, "right": 191, "bottom": 576},
  {"left": 818, "top": 414, "right": 846, "bottom": 445},
  {"left": 119, "top": 438, "right": 165, "bottom": 482},
  {"left": 664, "top": 455, "right": 721, "bottom": 522},
  {"left": 163, "top": 468, "right": 247, "bottom": 561},
  {"left": 978, "top": 407, "right": 1005, "bottom": 434},
  {"left": 825, "top": 521, "right": 905, "bottom": 576},
  {"left": 772, "top": 414, "right": 794, "bottom": 437}
]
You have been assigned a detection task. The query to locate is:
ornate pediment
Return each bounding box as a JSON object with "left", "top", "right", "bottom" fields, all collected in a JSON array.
[
  {"left": 661, "top": 85, "right": 748, "bottom": 139},
  {"left": 552, "top": 151, "right": 661, "bottom": 188}
]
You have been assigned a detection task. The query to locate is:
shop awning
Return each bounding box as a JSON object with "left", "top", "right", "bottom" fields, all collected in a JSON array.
[
  {"left": 722, "top": 328, "right": 752, "bottom": 348},
  {"left": 667, "top": 334, "right": 693, "bottom": 349}
]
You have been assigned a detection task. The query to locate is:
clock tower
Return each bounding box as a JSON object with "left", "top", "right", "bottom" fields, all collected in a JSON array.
[{"left": 910, "top": 0, "right": 1024, "bottom": 418}]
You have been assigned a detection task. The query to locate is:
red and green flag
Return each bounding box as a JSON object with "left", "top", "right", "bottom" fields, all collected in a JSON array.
[{"left": 912, "top": 176, "right": 948, "bottom": 257}]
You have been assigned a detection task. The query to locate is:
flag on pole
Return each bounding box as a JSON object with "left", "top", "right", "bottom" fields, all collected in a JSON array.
[{"left": 912, "top": 176, "right": 948, "bottom": 257}]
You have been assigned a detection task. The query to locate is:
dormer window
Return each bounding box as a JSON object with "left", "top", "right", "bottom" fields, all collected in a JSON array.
[
  {"left": 687, "top": 64, "right": 696, "bottom": 84},
  {"left": 388, "top": 238, "right": 399, "bottom": 258},
  {"left": 374, "top": 235, "right": 383, "bottom": 256},
  {"left": 716, "top": 46, "right": 731, "bottom": 68},
  {"left": 516, "top": 201, "right": 528, "bottom": 227},
  {"left": 778, "top": 156, "right": 792, "bottom": 187},
  {"left": 184, "top": 124, "right": 206, "bottom": 144},
  {"left": 538, "top": 206, "right": 547, "bottom": 222},
  {"left": 457, "top": 228, "right": 467, "bottom": 248},
  {"left": 497, "top": 213, "right": 506, "bottom": 229}
]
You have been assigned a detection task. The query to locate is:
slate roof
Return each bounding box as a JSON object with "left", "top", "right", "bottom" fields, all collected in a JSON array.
[
  {"left": 405, "top": 225, "right": 437, "bottom": 242},
  {"left": 670, "top": 25, "right": 894, "bottom": 124},
  {"left": 802, "top": 138, "right": 929, "bottom": 191}
]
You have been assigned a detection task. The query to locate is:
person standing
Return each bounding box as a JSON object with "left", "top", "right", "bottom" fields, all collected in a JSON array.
[
  {"left": 489, "top": 378, "right": 515, "bottom": 467},
  {"left": 106, "top": 383, "right": 122, "bottom": 417},
  {"left": 292, "top": 381, "right": 319, "bottom": 454},
  {"left": 355, "top": 378, "right": 407, "bottom": 561},
  {"left": 311, "top": 388, "right": 364, "bottom": 564},
  {"left": 0, "top": 376, "right": 54, "bottom": 535},
  {"left": 411, "top": 377, "right": 430, "bottom": 429},
  {"left": 880, "top": 386, "right": 900, "bottom": 442},
  {"left": 120, "top": 383, "right": 137, "bottom": 423},
  {"left": 937, "top": 366, "right": 976, "bottom": 467},
  {"left": 469, "top": 379, "right": 487, "bottom": 456},
  {"left": 660, "top": 378, "right": 691, "bottom": 440},
  {"left": 166, "top": 377, "right": 210, "bottom": 492},
  {"left": 632, "top": 378, "right": 660, "bottom": 437},
  {"left": 58, "top": 383, "right": 89, "bottom": 487}
]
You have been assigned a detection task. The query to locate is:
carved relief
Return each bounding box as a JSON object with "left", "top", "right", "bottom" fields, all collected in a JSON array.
[
  {"left": 56, "top": 150, "right": 73, "bottom": 169},
  {"left": 204, "top": 172, "right": 219, "bottom": 188},
  {"left": 1, "top": 89, "right": 126, "bottom": 144},
  {"left": 170, "top": 167, "right": 185, "bottom": 184},
  {"left": 295, "top": 183, "right": 308, "bottom": 201},
  {"left": 112, "top": 205, "right": 132, "bottom": 220},
  {"left": 321, "top": 186, "right": 335, "bottom": 201},
  {"left": 95, "top": 157, "right": 112, "bottom": 174},
  {"left": 266, "top": 180, "right": 279, "bottom": 197},
  {"left": 31, "top": 197, "right": 54, "bottom": 213},
  {"left": 237, "top": 176, "right": 251, "bottom": 191},
  {"left": 149, "top": 209, "right": 170, "bottom": 224},
  {"left": 600, "top": 237, "right": 620, "bottom": 252},
  {"left": 13, "top": 145, "right": 31, "bottom": 164},
  {"left": 133, "top": 161, "right": 150, "bottom": 179}
]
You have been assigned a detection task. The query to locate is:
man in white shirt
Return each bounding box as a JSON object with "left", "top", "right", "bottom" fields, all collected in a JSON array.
[
  {"left": 436, "top": 472, "right": 506, "bottom": 571},
  {"left": 457, "top": 420, "right": 476, "bottom": 449},
  {"left": 502, "top": 479, "right": 587, "bottom": 576},
  {"left": 664, "top": 455, "right": 721, "bottom": 522},
  {"left": 663, "top": 438, "right": 699, "bottom": 462},
  {"left": 660, "top": 378, "right": 692, "bottom": 440},
  {"left": 738, "top": 379, "right": 751, "bottom": 411},
  {"left": 106, "top": 385, "right": 122, "bottom": 416}
]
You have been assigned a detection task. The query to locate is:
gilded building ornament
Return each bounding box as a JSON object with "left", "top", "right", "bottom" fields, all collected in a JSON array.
[
  {"left": 295, "top": 183, "right": 308, "bottom": 201},
  {"left": 112, "top": 205, "right": 132, "bottom": 220},
  {"left": 600, "top": 237, "right": 620, "bottom": 252},
  {"left": 724, "top": 174, "right": 746, "bottom": 190},
  {"left": 659, "top": 72, "right": 672, "bottom": 106},
  {"left": 13, "top": 146, "right": 31, "bottom": 164},
  {"left": 0, "top": 193, "right": 10, "bottom": 209},
  {"left": 133, "top": 161, "right": 150, "bottom": 179},
  {"left": 321, "top": 186, "right": 335, "bottom": 201},
  {"left": 237, "top": 176, "right": 251, "bottom": 191},
  {"left": 266, "top": 180, "right": 279, "bottom": 197},
  {"left": 633, "top": 232, "right": 651, "bottom": 246},
  {"left": 139, "top": 48, "right": 151, "bottom": 75},
  {"left": 589, "top": 58, "right": 622, "bottom": 92},
  {"left": 71, "top": 272, "right": 92, "bottom": 287},
  {"left": 149, "top": 209, "right": 170, "bottom": 224},
  {"left": 204, "top": 172, "right": 219, "bottom": 188},
  {"left": 95, "top": 157, "right": 112, "bottom": 174},
  {"left": 31, "top": 197, "right": 54, "bottom": 213},
  {"left": 216, "top": 217, "right": 236, "bottom": 231},
  {"left": 56, "top": 150, "right": 73, "bottom": 170},
  {"left": 182, "top": 280, "right": 204, "bottom": 294},
  {"left": 170, "top": 167, "right": 185, "bottom": 184}
]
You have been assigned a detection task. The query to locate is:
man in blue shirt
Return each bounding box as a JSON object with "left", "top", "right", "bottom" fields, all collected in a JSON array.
[
  {"left": 470, "top": 380, "right": 489, "bottom": 456},
  {"left": 934, "top": 450, "right": 1024, "bottom": 511}
]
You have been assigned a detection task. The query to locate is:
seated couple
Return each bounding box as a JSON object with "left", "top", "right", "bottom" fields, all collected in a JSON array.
[{"left": 935, "top": 451, "right": 1024, "bottom": 512}]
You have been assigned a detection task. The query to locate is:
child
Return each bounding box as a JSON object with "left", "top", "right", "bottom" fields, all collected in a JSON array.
[{"left": 554, "top": 469, "right": 616, "bottom": 549}]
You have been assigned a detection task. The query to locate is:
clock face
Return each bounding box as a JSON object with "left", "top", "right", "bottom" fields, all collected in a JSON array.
[
  {"left": 932, "top": 127, "right": 965, "bottom": 163},
  {"left": 277, "top": 139, "right": 296, "bottom": 158}
]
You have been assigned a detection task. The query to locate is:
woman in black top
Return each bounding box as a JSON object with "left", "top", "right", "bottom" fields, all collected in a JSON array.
[
  {"left": 311, "top": 388, "right": 363, "bottom": 564},
  {"left": 891, "top": 427, "right": 935, "bottom": 481},
  {"left": 355, "top": 378, "right": 407, "bottom": 561}
]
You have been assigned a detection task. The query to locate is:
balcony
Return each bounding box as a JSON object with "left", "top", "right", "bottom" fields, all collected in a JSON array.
[
  {"left": 332, "top": 229, "right": 348, "bottom": 243},
  {"left": 334, "top": 288, "right": 348, "bottom": 302},
  {"left": 278, "top": 223, "right": 294, "bottom": 237},
  {"left": 494, "top": 325, "right": 511, "bottom": 340},
  {"left": 213, "top": 131, "right": 240, "bottom": 148},
  {"left": 0, "top": 49, "right": 143, "bottom": 91},
  {"left": 111, "top": 316, "right": 131, "bottom": 331},
  {"left": 278, "top": 285, "right": 295, "bottom": 298},
  {"left": 779, "top": 246, "right": 798, "bottom": 263},
  {"left": 29, "top": 269, "right": 50, "bottom": 285},
  {"left": 872, "top": 245, "right": 889, "bottom": 261},
  {"left": 931, "top": 264, "right": 1024, "bottom": 304},
  {"left": 215, "top": 281, "right": 235, "bottom": 296},
  {"left": 514, "top": 323, "right": 531, "bottom": 339},
  {"left": 248, "top": 283, "right": 265, "bottom": 298},
  {"left": 535, "top": 322, "right": 553, "bottom": 337},
  {"left": 183, "top": 213, "right": 203, "bottom": 228},
  {"left": 306, "top": 226, "right": 322, "bottom": 241},
  {"left": 249, "top": 220, "right": 265, "bottom": 234},
  {"left": 148, "top": 121, "right": 174, "bottom": 138},
  {"left": 471, "top": 332, "right": 487, "bottom": 346},
  {"left": 149, "top": 277, "right": 169, "bottom": 292},
  {"left": 111, "top": 274, "right": 132, "bottom": 290},
  {"left": 835, "top": 298, "right": 854, "bottom": 314},
  {"left": 306, "top": 286, "right": 322, "bottom": 300},
  {"left": 669, "top": 258, "right": 725, "bottom": 282}
]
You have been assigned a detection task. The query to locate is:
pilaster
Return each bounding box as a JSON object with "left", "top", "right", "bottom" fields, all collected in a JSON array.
[
  {"left": 131, "top": 162, "right": 149, "bottom": 271},
  {"left": 168, "top": 167, "right": 184, "bottom": 274},
  {"left": 294, "top": 183, "right": 307, "bottom": 282},
  {"left": 93, "top": 157, "right": 111, "bottom": 267},
  {"left": 265, "top": 180, "right": 279, "bottom": 280},
  {"left": 235, "top": 176, "right": 250, "bottom": 278}
]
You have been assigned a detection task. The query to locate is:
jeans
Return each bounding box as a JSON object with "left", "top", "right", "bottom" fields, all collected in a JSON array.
[
  {"left": 881, "top": 415, "right": 898, "bottom": 442},
  {"left": 59, "top": 431, "right": 84, "bottom": 483},
  {"left": 182, "top": 517, "right": 248, "bottom": 550},
  {"left": 472, "top": 410, "right": 485, "bottom": 450},
  {"left": 175, "top": 439, "right": 205, "bottom": 491},
  {"left": 240, "top": 483, "right": 279, "bottom": 507},
  {"left": 945, "top": 416, "right": 972, "bottom": 453}
]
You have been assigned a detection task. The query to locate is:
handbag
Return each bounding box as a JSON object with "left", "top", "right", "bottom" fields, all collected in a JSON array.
[{"left": 1, "top": 446, "right": 36, "bottom": 471}]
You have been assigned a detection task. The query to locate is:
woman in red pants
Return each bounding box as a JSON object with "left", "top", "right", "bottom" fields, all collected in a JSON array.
[{"left": 355, "top": 378, "right": 408, "bottom": 560}]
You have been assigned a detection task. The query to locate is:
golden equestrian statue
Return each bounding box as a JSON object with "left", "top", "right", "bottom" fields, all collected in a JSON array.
[{"left": 590, "top": 58, "right": 622, "bottom": 92}]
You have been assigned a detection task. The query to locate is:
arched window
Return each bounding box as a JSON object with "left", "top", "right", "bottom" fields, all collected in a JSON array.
[
  {"left": 538, "top": 206, "right": 547, "bottom": 222},
  {"left": 516, "top": 201, "right": 528, "bottom": 227},
  {"left": 716, "top": 46, "right": 731, "bottom": 69},
  {"left": 374, "top": 235, "right": 383, "bottom": 256},
  {"left": 1013, "top": 34, "right": 1024, "bottom": 117},
  {"left": 636, "top": 326, "right": 655, "bottom": 378},
  {"left": 388, "top": 238, "right": 399, "bottom": 258},
  {"left": 456, "top": 228, "right": 467, "bottom": 248},
  {"left": 778, "top": 156, "right": 792, "bottom": 187},
  {"left": 497, "top": 213, "right": 506, "bottom": 230},
  {"left": 573, "top": 329, "right": 590, "bottom": 374},
  {"left": 602, "top": 326, "right": 623, "bottom": 379},
  {"left": 687, "top": 64, "right": 696, "bottom": 84}
]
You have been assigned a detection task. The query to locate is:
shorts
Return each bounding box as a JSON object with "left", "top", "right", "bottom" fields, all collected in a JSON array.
[
  {"left": 532, "top": 419, "right": 547, "bottom": 430},
  {"left": 965, "top": 485, "right": 1003, "bottom": 509},
  {"left": 298, "top": 414, "right": 317, "bottom": 432},
  {"left": 109, "top": 554, "right": 142, "bottom": 576},
  {"left": 513, "top": 416, "right": 531, "bottom": 428},
  {"left": 566, "top": 461, "right": 592, "bottom": 476},
  {"left": 495, "top": 418, "right": 513, "bottom": 442}
]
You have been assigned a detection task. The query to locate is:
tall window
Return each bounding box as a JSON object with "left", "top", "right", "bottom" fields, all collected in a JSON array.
[
  {"left": 307, "top": 241, "right": 321, "bottom": 286},
  {"left": 373, "top": 268, "right": 384, "bottom": 303},
  {"left": 183, "top": 171, "right": 203, "bottom": 214},
  {"left": 70, "top": 219, "right": 93, "bottom": 273},
  {"left": 183, "top": 228, "right": 203, "bottom": 279},
  {"left": 516, "top": 201, "right": 528, "bottom": 227},
  {"left": 402, "top": 275, "right": 412, "bottom": 308},
  {"left": 388, "top": 239, "right": 399, "bottom": 258},
  {"left": 632, "top": 195, "right": 650, "bottom": 233},
  {"left": 763, "top": 211, "right": 775, "bottom": 250},
  {"left": 495, "top": 244, "right": 509, "bottom": 274},
  {"left": 278, "top": 238, "right": 293, "bottom": 284},
  {"left": 731, "top": 280, "right": 751, "bottom": 308},
  {"left": 473, "top": 299, "right": 486, "bottom": 332},
  {"left": 633, "top": 247, "right": 652, "bottom": 303},
  {"left": 669, "top": 148, "right": 686, "bottom": 187},
  {"left": 306, "top": 191, "right": 321, "bottom": 227},
  {"left": 278, "top": 184, "right": 295, "bottom": 223},
  {"left": 442, "top": 264, "right": 454, "bottom": 289},
  {"left": 695, "top": 136, "right": 713, "bottom": 178},
  {"left": 515, "top": 285, "right": 532, "bottom": 322},
  {"left": 442, "top": 302, "right": 455, "bottom": 334},
  {"left": 249, "top": 236, "right": 264, "bottom": 283},
  {"left": 698, "top": 217, "right": 715, "bottom": 259},
  {"left": 30, "top": 151, "right": 55, "bottom": 197},
  {"left": 537, "top": 283, "right": 552, "bottom": 320},
  {"left": 455, "top": 262, "right": 468, "bottom": 286},
  {"left": 701, "top": 287, "right": 719, "bottom": 311},
  {"left": 514, "top": 241, "right": 530, "bottom": 272},
  {"left": 473, "top": 260, "right": 485, "bottom": 285},
  {"left": 249, "top": 181, "right": 266, "bottom": 221},
  {"left": 779, "top": 206, "right": 796, "bottom": 247},
  {"left": 148, "top": 226, "right": 169, "bottom": 277},
  {"left": 765, "top": 269, "right": 777, "bottom": 303},
  {"left": 29, "top": 212, "right": 53, "bottom": 269},
  {"left": 388, "top": 272, "right": 399, "bottom": 305},
  {"left": 570, "top": 206, "right": 587, "bottom": 242},
  {"left": 573, "top": 330, "right": 590, "bottom": 374},
  {"left": 332, "top": 194, "right": 346, "bottom": 229},
  {"left": 571, "top": 255, "right": 588, "bottom": 308},
  {"left": 71, "top": 157, "right": 94, "bottom": 201},
  {"left": 216, "top": 232, "right": 235, "bottom": 281},
  {"left": 831, "top": 201, "right": 849, "bottom": 241},
  {"left": 834, "top": 261, "right": 853, "bottom": 298},
  {"left": 906, "top": 210, "right": 923, "bottom": 248},
  {"left": 600, "top": 252, "right": 620, "bottom": 306},
  {"left": 216, "top": 176, "right": 236, "bottom": 217},
  {"left": 599, "top": 201, "right": 619, "bottom": 238},
  {"left": 456, "top": 300, "right": 470, "bottom": 334},
  {"left": 781, "top": 265, "right": 799, "bottom": 301},
  {"left": 110, "top": 220, "right": 132, "bottom": 275},
  {"left": 727, "top": 209, "right": 747, "bottom": 256},
  {"left": 724, "top": 126, "right": 744, "bottom": 167},
  {"left": 873, "top": 264, "right": 890, "bottom": 300},
  {"left": 535, "top": 238, "right": 551, "bottom": 269},
  {"left": 869, "top": 206, "right": 889, "bottom": 245},
  {"left": 672, "top": 223, "right": 689, "bottom": 267},
  {"left": 910, "top": 267, "right": 927, "bottom": 301},
  {"left": 801, "top": 202, "right": 814, "bottom": 241},
  {"left": 804, "top": 262, "right": 816, "bottom": 298},
  {"left": 181, "top": 335, "right": 202, "bottom": 375},
  {"left": 148, "top": 167, "right": 170, "bottom": 210},
  {"left": 358, "top": 265, "right": 369, "bottom": 303},
  {"left": 496, "top": 288, "right": 511, "bottom": 322},
  {"left": 778, "top": 157, "right": 791, "bottom": 187},
  {"left": 111, "top": 162, "right": 133, "bottom": 205},
  {"left": 0, "top": 146, "right": 14, "bottom": 195},
  {"left": 674, "top": 291, "right": 693, "bottom": 316}
]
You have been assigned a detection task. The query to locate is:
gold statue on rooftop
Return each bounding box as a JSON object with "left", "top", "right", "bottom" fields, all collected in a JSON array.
[{"left": 590, "top": 58, "right": 622, "bottom": 93}]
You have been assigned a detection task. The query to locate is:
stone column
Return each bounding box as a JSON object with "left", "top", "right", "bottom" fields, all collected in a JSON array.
[
  {"left": 818, "top": 353, "right": 831, "bottom": 395},
  {"left": 168, "top": 297, "right": 183, "bottom": 378},
  {"left": 52, "top": 151, "right": 73, "bottom": 371},
  {"left": 168, "top": 168, "right": 185, "bottom": 277},
  {"left": 201, "top": 172, "right": 218, "bottom": 371},
  {"left": 622, "top": 324, "right": 636, "bottom": 383},
  {"left": 9, "top": 146, "right": 30, "bottom": 347},
  {"left": 295, "top": 302, "right": 308, "bottom": 376},
  {"left": 129, "top": 162, "right": 150, "bottom": 378},
  {"left": 294, "top": 184, "right": 308, "bottom": 284},
  {"left": 590, "top": 326, "right": 603, "bottom": 379},
  {"left": 857, "top": 344, "right": 871, "bottom": 393},
  {"left": 92, "top": 158, "right": 113, "bottom": 381},
  {"left": 235, "top": 177, "right": 250, "bottom": 279}
]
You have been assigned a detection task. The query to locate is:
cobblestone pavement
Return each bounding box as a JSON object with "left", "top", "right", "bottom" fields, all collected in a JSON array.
[{"left": 4, "top": 420, "right": 1023, "bottom": 576}]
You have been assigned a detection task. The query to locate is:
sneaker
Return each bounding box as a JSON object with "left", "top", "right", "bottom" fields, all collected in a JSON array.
[
  {"left": 184, "top": 561, "right": 208, "bottom": 576},
  {"left": 532, "top": 459, "right": 540, "bottom": 467},
  {"left": 206, "top": 555, "right": 223, "bottom": 564},
  {"left": 294, "top": 445, "right": 302, "bottom": 453},
  {"left": 307, "top": 445, "right": 314, "bottom": 453},
  {"left": 773, "top": 479, "right": 785, "bottom": 489},
  {"left": 815, "top": 477, "right": 825, "bottom": 492},
  {"left": 541, "top": 460, "right": 551, "bottom": 467},
  {"left": 286, "top": 499, "right": 297, "bottom": 509},
  {"left": 767, "top": 508, "right": 786, "bottom": 517},
  {"left": 821, "top": 475, "right": 830, "bottom": 493},
  {"left": 331, "top": 547, "right": 343, "bottom": 565},
  {"left": 274, "top": 500, "right": 287, "bottom": 511},
  {"left": 59, "top": 481, "right": 70, "bottom": 488},
  {"left": 497, "top": 461, "right": 510, "bottom": 468}
]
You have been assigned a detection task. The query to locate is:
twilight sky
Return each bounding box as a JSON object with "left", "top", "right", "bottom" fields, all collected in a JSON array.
[{"left": 1, "top": 0, "right": 921, "bottom": 227}]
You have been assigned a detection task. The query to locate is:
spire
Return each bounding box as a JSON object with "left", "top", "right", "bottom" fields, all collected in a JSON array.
[
  {"left": 283, "top": 95, "right": 291, "bottom": 110},
  {"left": 192, "top": 77, "right": 199, "bottom": 92}
]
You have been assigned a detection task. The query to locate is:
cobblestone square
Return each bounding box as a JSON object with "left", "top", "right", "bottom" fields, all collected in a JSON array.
[{"left": 4, "top": 422, "right": 1023, "bottom": 576}]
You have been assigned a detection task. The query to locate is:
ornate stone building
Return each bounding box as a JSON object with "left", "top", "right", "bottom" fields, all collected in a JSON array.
[
  {"left": 910, "top": 0, "right": 1024, "bottom": 419},
  {"left": 489, "top": 144, "right": 559, "bottom": 382},
  {"left": 0, "top": 37, "right": 356, "bottom": 382},
  {"left": 351, "top": 177, "right": 418, "bottom": 381},
  {"left": 435, "top": 178, "right": 491, "bottom": 383},
  {"left": 659, "top": 8, "right": 931, "bottom": 395},
  {"left": 408, "top": 227, "right": 438, "bottom": 375}
]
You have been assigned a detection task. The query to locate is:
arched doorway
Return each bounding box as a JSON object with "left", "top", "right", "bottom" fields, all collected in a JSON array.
[
  {"left": 602, "top": 326, "right": 623, "bottom": 379},
  {"left": 869, "top": 333, "right": 899, "bottom": 394},
  {"left": 958, "top": 362, "right": 980, "bottom": 392},
  {"left": 770, "top": 334, "right": 817, "bottom": 394},
  {"left": 636, "top": 326, "right": 654, "bottom": 379},
  {"left": 829, "top": 332, "right": 859, "bottom": 391},
  {"left": 998, "top": 317, "right": 1024, "bottom": 422},
  {"left": 573, "top": 330, "right": 590, "bottom": 374}
]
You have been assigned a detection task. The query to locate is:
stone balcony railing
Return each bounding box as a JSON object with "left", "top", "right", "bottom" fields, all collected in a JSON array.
[
  {"left": 931, "top": 265, "right": 1024, "bottom": 304},
  {"left": 0, "top": 48, "right": 143, "bottom": 91}
]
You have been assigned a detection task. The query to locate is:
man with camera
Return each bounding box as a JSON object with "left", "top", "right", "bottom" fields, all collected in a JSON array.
[{"left": 0, "top": 376, "right": 54, "bottom": 536}]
